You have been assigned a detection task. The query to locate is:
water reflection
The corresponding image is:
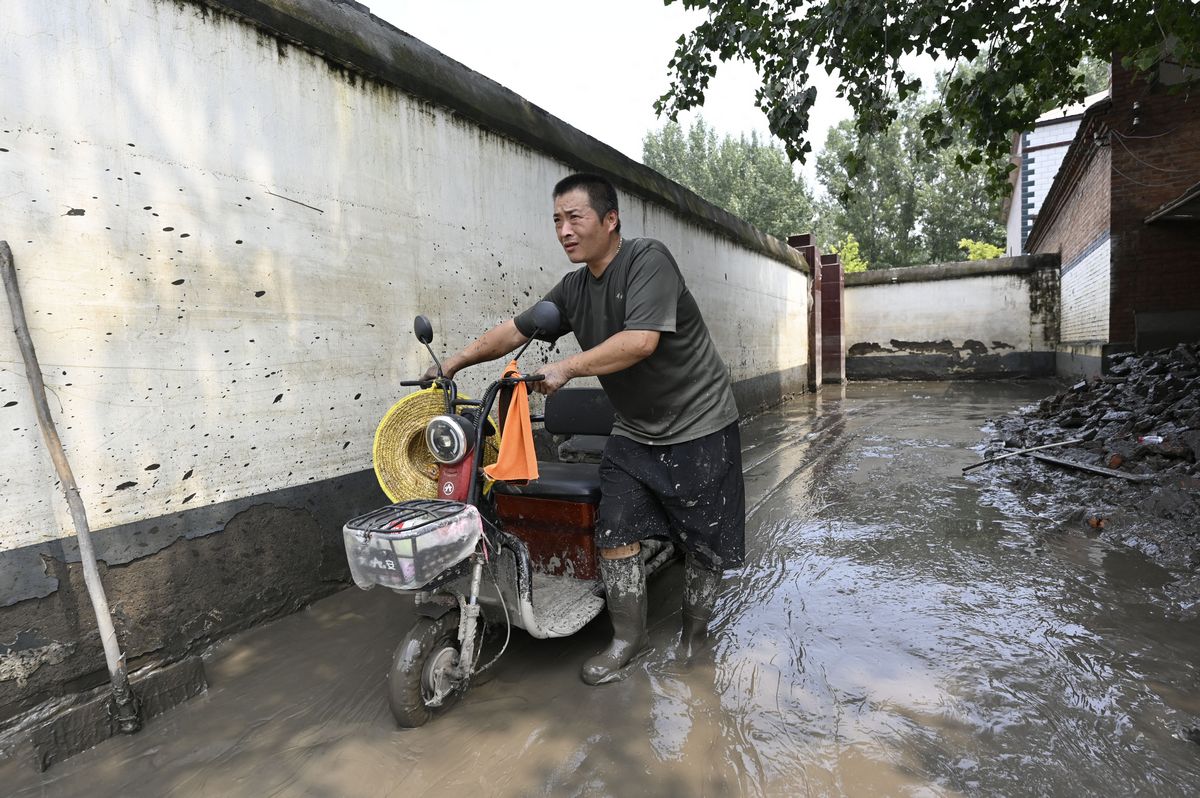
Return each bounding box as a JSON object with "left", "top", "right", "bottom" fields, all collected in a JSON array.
[
  {"left": 6, "top": 381, "right": 1198, "bottom": 797},
  {"left": 691, "top": 381, "right": 1200, "bottom": 795}
]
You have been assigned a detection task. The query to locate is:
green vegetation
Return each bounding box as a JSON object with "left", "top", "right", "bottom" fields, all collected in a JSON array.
[
  {"left": 657, "top": 0, "right": 1196, "bottom": 191},
  {"left": 642, "top": 117, "right": 814, "bottom": 241},
  {"left": 958, "top": 239, "right": 1005, "bottom": 261},
  {"left": 829, "top": 234, "right": 868, "bottom": 273},
  {"left": 815, "top": 83, "right": 1004, "bottom": 269}
]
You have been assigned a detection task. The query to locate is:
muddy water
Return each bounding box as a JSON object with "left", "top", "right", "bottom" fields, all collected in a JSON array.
[{"left": 7, "top": 381, "right": 1200, "bottom": 796}]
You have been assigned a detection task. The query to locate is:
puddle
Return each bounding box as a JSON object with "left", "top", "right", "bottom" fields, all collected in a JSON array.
[{"left": 5, "top": 381, "right": 1199, "bottom": 796}]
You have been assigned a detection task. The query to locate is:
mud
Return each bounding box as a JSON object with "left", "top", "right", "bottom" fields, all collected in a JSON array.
[
  {"left": 978, "top": 343, "right": 1200, "bottom": 571},
  {"left": 4, "top": 381, "right": 1199, "bottom": 795}
]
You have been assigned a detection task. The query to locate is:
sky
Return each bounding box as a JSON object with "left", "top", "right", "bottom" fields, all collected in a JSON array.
[{"left": 363, "top": 0, "right": 856, "bottom": 185}]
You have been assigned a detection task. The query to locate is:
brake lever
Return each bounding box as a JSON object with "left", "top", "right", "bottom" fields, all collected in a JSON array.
[{"left": 399, "top": 376, "right": 442, "bottom": 388}]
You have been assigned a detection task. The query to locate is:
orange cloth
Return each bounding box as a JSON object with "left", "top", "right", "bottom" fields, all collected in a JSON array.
[{"left": 483, "top": 361, "right": 539, "bottom": 483}]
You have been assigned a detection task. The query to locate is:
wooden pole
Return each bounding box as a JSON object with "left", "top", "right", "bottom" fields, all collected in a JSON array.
[{"left": 0, "top": 241, "right": 140, "bottom": 732}]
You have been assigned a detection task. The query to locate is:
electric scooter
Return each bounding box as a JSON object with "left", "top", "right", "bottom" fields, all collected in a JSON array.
[{"left": 342, "top": 302, "right": 675, "bottom": 726}]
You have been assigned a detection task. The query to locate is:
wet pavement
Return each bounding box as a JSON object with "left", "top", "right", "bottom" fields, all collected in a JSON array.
[{"left": 6, "top": 381, "right": 1200, "bottom": 796}]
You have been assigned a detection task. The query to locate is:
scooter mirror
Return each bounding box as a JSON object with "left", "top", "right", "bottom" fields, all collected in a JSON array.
[
  {"left": 530, "top": 301, "right": 561, "bottom": 337},
  {"left": 414, "top": 315, "right": 434, "bottom": 345}
]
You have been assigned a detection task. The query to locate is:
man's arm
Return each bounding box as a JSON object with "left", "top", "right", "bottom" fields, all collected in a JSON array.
[
  {"left": 423, "top": 319, "right": 529, "bottom": 380},
  {"left": 531, "top": 329, "right": 659, "bottom": 395}
]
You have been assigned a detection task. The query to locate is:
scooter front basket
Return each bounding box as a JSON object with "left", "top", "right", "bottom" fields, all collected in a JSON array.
[{"left": 343, "top": 500, "right": 481, "bottom": 591}]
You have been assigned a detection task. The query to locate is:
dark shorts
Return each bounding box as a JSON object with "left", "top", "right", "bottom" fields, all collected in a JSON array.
[{"left": 597, "top": 421, "right": 745, "bottom": 571}]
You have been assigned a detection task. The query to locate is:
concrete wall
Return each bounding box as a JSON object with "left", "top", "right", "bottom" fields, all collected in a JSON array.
[
  {"left": 843, "top": 256, "right": 1060, "bottom": 380},
  {"left": 0, "top": 0, "right": 809, "bottom": 729}
]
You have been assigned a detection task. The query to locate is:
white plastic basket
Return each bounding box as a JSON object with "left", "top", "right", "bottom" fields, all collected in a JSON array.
[{"left": 343, "top": 500, "right": 482, "bottom": 591}]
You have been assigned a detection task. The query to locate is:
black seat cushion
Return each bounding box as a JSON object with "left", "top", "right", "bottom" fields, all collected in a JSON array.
[
  {"left": 543, "top": 388, "right": 614, "bottom": 436},
  {"left": 492, "top": 461, "right": 601, "bottom": 502}
]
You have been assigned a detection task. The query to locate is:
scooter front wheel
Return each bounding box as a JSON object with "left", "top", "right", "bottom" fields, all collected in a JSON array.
[{"left": 388, "top": 610, "right": 465, "bottom": 728}]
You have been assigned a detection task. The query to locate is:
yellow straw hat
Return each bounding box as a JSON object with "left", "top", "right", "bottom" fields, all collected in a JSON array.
[{"left": 372, "top": 387, "right": 500, "bottom": 502}]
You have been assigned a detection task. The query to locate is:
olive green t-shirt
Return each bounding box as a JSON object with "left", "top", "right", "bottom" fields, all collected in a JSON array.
[{"left": 514, "top": 237, "right": 739, "bottom": 445}]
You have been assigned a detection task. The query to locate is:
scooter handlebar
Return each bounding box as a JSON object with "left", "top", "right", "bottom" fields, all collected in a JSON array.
[{"left": 399, "top": 374, "right": 542, "bottom": 388}]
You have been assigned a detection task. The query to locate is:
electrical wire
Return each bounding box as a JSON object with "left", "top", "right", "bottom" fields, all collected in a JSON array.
[
  {"left": 472, "top": 557, "right": 511, "bottom": 675},
  {"left": 1110, "top": 162, "right": 1186, "bottom": 189},
  {"left": 1111, "top": 126, "right": 1179, "bottom": 140},
  {"left": 1110, "top": 131, "right": 1193, "bottom": 173}
]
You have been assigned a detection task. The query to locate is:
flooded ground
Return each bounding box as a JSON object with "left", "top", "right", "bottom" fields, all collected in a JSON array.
[{"left": 6, "top": 381, "right": 1200, "bottom": 796}]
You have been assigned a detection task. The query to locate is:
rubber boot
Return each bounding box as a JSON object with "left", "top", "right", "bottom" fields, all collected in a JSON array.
[
  {"left": 679, "top": 554, "right": 721, "bottom": 661},
  {"left": 581, "top": 554, "right": 648, "bottom": 685}
]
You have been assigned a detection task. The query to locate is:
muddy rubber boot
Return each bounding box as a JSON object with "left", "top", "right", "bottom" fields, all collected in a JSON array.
[
  {"left": 581, "top": 554, "right": 648, "bottom": 686},
  {"left": 680, "top": 555, "right": 721, "bottom": 661}
]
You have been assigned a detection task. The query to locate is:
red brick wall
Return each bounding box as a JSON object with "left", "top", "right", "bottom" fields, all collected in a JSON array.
[
  {"left": 1032, "top": 143, "right": 1111, "bottom": 267},
  {"left": 1107, "top": 61, "right": 1200, "bottom": 344},
  {"left": 1028, "top": 121, "right": 1112, "bottom": 344},
  {"left": 819, "top": 254, "right": 845, "bottom": 383}
]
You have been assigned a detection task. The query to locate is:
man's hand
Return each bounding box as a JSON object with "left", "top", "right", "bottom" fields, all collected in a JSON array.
[
  {"left": 421, "top": 360, "right": 456, "bottom": 384},
  {"left": 531, "top": 360, "right": 574, "bottom": 396}
]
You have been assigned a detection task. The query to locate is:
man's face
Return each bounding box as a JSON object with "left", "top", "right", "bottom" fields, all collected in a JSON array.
[{"left": 553, "top": 188, "right": 616, "bottom": 264}]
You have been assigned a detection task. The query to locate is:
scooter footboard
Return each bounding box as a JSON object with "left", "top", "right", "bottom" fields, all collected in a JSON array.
[{"left": 478, "top": 531, "right": 604, "bottom": 639}]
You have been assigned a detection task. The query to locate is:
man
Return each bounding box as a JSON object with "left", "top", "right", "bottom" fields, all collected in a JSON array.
[{"left": 430, "top": 173, "right": 745, "bottom": 685}]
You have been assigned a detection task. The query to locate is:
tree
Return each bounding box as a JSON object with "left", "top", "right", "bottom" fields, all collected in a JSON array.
[
  {"left": 1073, "top": 53, "right": 1112, "bottom": 96},
  {"left": 643, "top": 117, "right": 815, "bottom": 241},
  {"left": 815, "top": 88, "right": 1004, "bottom": 268},
  {"left": 829, "top": 233, "right": 868, "bottom": 272},
  {"left": 657, "top": 1, "right": 1199, "bottom": 191},
  {"left": 958, "top": 238, "right": 1004, "bottom": 260},
  {"left": 816, "top": 114, "right": 919, "bottom": 268}
]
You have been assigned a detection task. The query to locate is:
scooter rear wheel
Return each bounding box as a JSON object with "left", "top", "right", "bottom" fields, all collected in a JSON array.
[{"left": 388, "top": 610, "right": 464, "bottom": 728}]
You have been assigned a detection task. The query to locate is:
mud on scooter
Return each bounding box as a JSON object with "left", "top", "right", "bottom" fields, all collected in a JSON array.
[{"left": 342, "top": 302, "right": 677, "bottom": 727}]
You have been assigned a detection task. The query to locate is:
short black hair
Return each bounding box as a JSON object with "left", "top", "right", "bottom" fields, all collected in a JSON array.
[{"left": 553, "top": 173, "right": 621, "bottom": 234}]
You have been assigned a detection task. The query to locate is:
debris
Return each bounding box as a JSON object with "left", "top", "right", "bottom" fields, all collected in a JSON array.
[
  {"left": 962, "top": 437, "right": 1084, "bottom": 473},
  {"left": 1028, "top": 453, "right": 1154, "bottom": 482},
  {"left": 980, "top": 341, "right": 1200, "bottom": 569}
]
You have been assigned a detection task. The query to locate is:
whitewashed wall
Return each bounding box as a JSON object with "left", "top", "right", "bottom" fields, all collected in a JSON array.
[
  {"left": 0, "top": 0, "right": 808, "bottom": 555},
  {"left": 842, "top": 258, "right": 1059, "bottom": 379},
  {"left": 847, "top": 275, "right": 1035, "bottom": 350},
  {"left": 1059, "top": 236, "right": 1111, "bottom": 343}
]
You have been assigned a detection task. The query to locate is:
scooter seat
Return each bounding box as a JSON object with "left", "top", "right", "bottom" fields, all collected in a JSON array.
[{"left": 492, "top": 461, "right": 601, "bottom": 503}]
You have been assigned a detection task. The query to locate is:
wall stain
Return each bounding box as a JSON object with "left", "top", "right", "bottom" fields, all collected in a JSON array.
[
  {"left": 889, "top": 339, "right": 959, "bottom": 356},
  {"left": 848, "top": 342, "right": 893, "bottom": 357}
]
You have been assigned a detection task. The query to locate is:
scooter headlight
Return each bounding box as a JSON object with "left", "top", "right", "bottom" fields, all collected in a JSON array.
[{"left": 425, "top": 415, "right": 471, "bottom": 464}]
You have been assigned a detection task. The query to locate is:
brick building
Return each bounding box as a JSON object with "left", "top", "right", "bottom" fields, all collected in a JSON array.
[{"left": 1024, "top": 58, "right": 1200, "bottom": 377}]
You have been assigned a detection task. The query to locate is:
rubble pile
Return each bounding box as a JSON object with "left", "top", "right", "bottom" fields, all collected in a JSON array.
[{"left": 983, "top": 342, "right": 1200, "bottom": 569}]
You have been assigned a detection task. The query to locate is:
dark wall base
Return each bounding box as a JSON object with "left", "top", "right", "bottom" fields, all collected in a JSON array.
[
  {"left": 1, "top": 364, "right": 805, "bottom": 737},
  {"left": 733, "top": 363, "right": 809, "bottom": 415},
  {"left": 0, "top": 469, "right": 386, "bottom": 732},
  {"left": 847, "top": 351, "right": 1056, "bottom": 381},
  {"left": 22, "top": 655, "right": 207, "bottom": 772}
]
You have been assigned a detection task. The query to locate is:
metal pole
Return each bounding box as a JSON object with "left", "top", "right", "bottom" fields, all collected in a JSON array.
[
  {"left": 961, "top": 437, "right": 1086, "bottom": 473},
  {"left": 0, "top": 241, "right": 140, "bottom": 732}
]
